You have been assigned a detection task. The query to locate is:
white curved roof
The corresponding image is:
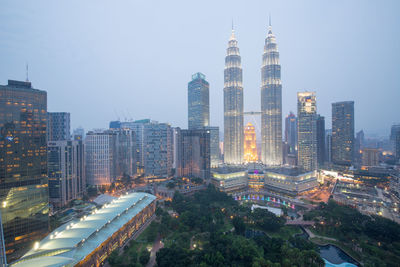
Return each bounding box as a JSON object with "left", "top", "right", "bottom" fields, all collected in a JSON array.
[{"left": 10, "top": 192, "right": 156, "bottom": 267}]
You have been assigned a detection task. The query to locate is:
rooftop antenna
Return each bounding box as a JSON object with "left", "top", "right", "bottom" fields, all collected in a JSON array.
[
  {"left": 25, "top": 63, "right": 29, "bottom": 82},
  {"left": 232, "top": 19, "right": 234, "bottom": 30},
  {"left": 269, "top": 13, "right": 272, "bottom": 27}
]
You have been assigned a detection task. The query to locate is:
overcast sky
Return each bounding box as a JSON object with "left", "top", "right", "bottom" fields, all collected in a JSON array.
[{"left": 1, "top": 0, "right": 399, "bottom": 137}]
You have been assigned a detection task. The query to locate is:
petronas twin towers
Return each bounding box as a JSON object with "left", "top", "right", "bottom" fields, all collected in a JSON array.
[{"left": 224, "top": 22, "right": 282, "bottom": 165}]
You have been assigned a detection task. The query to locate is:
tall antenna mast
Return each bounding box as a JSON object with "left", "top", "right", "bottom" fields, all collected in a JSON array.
[
  {"left": 269, "top": 13, "right": 271, "bottom": 27},
  {"left": 25, "top": 63, "right": 29, "bottom": 82}
]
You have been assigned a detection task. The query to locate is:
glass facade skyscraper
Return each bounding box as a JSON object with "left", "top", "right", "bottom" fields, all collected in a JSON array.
[
  {"left": 284, "top": 112, "right": 297, "bottom": 155},
  {"left": 204, "top": 126, "right": 220, "bottom": 168},
  {"left": 297, "top": 92, "right": 318, "bottom": 172},
  {"left": 176, "top": 128, "right": 210, "bottom": 179},
  {"left": 0, "top": 80, "right": 49, "bottom": 261},
  {"left": 188, "top": 73, "right": 209, "bottom": 130},
  {"left": 261, "top": 23, "right": 282, "bottom": 166},
  {"left": 224, "top": 29, "right": 244, "bottom": 164},
  {"left": 390, "top": 124, "right": 400, "bottom": 162},
  {"left": 332, "top": 101, "right": 354, "bottom": 166}
]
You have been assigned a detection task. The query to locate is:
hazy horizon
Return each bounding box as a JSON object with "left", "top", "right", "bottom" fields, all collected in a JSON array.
[{"left": 1, "top": 0, "right": 399, "bottom": 138}]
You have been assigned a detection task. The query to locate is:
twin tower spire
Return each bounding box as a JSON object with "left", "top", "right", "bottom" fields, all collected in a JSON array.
[{"left": 224, "top": 20, "right": 282, "bottom": 165}]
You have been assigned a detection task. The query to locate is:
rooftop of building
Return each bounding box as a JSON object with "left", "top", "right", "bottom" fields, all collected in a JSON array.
[
  {"left": 212, "top": 165, "right": 313, "bottom": 177},
  {"left": 10, "top": 192, "right": 156, "bottom": 267},
  {"left": 264, "top": 166, "right": 308, "bottom": 176},
  {"left": 212, "top": 165, "right": 247, "bottom": 175},
  {"left": 0, "top": 80, "right": 46, "bottom": 93}
]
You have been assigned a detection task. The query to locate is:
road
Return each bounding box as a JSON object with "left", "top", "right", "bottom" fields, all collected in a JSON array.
[
  {"left": 304, "top": 227, "right": 336, "bottom": 242},
  {"left": 146, "top": 235, "right": 164, "bottom": 267}
]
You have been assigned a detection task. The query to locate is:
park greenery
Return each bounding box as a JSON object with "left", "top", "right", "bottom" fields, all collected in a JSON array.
[
  {"left": 304, "top": 199, "right": 400, "bottom": 266},
  {"left": 108, "top": 239, "right": 151, "bottom": 267},
  {"left": 154, "top": 185, "right": 324, "bottom": 267}
]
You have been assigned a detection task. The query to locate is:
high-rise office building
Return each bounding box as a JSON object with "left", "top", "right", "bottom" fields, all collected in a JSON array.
[
  {"left": 188, "top": 73, "right": 209, "bottom": 130},
  {"left": 143, "top": 122, "right": 173, "bottom": 177},
  {"left": 176, "top": 128, "right": 210, "bottom": 179},
  {"left": 224, "top": 29, "right": 243, "bottom": 164},
  {"left": 205, "top": 126, "right": 220, "bottom": 168},
  {"left": 121, "top": 120, "right": 147, "bottom": 174},
  {"left": 85, "top": 130, "right": 116, "bottom": 186},
  {"left": 85, "top": 128, "right": 137, "bottom": 186},
  {"left": 48, "top": 140, "right": 85, "bottom": 209},
  {"left": 113, "top": 128, "right": 136, "bottom": 179},
  {"left": 285, "top": 112, "right": 297, "bottom": 155},
  {"left": 121, "top": 120, "right": 173, "bottom": 177},
  {"left": 316, "top": 115, "right": 325, "bottom": 167},
  {"left": 391, "top": 124, "right": 400, "bottom": 162},
  {"left": 0, "top": 80, "right": 49, "bottom": 261},
  {"left": 186, "top": 72, "right": 218, "bottom": 168},
  {"left": 244, "top": 123, "right": 258, "bottom": 162},
  {"left": 261, "top": 22, "right": 282, "bottom": 166},
  {"left": 332, "top": 101, "right": 354, "bottom": 166},
  {"left": 297, "top": 92, "right": 317, "bottom": 171},
  {"left": 47, "top": 112, "right": 70, "bottom": 141}
]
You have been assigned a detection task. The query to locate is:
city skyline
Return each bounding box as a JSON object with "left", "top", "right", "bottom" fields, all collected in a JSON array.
[
  {"left": 1, "top": 2, "right": 400, "bottom": 266},
  {"left": 1, "top": 1, "right": 399, "bottom": 137}
]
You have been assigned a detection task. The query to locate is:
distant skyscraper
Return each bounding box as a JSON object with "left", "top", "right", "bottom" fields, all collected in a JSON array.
[
  {"left": 205, "top": 126, "right": 220, "bottom": 168},
  {"left": 261, "top": 22, "right": 282, "bottom": 166},
  {"left": 391, "top": 124, "right": 400, "bottom": 162},
  {"left": 224, "top": 29, "right": 243, "bottom": 164},
  {"left": 354, "top": 130, "right": 365, "bottom": 167},
  {"left": 73, "top": 127, "right": 85, "bottom": 141},
  {"left": 285, "top": 112, "right": 297, "bottom": 155},
  {"left": 332, "top": 101, "right": 354, "bottom": 166},
  {"left": 325, "top": 129, "right": 332, "bottom": 163},
  {"left": 47, "top": 112, "right": 70, "bottom": 141},
  {"left": 176, "top": 128, "right": 210, "bottom": 179},
  {"left": 361, "top": 148, "right": 380, "bottom": 167},
  {"left": 0, "top": 80, "right": 49, "bottom": 261},
  {"left": 244, "top": 123, "right": 258, "bottom": 162},
  {"left": 316, "top": 115, "right": 325, "bottom": 167},
  {"left": 109, "top": 120, "right": 121, "bottom": 129},
  {"left": 297, "top": 92, "right": 317, "bottom": 171},
  {"left": 48, "top": 140, "right": 85, "bottom": 209},
  {"left": 188, "top": 73, "right": 209, "bottom": 130}
]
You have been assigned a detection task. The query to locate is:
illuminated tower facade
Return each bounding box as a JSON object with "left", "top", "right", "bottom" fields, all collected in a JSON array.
[
  {"left": 261, "top": 22, "right": 282, "bottom": 166},
  {"left": 244, "top": 123, "right": 258, "bottom": 162},
  {"left": 0, "top": 80, "right": 49, "bottom": 261},
  {"left": 224, "top": 29, "right": 244, "bottom": 164}
]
